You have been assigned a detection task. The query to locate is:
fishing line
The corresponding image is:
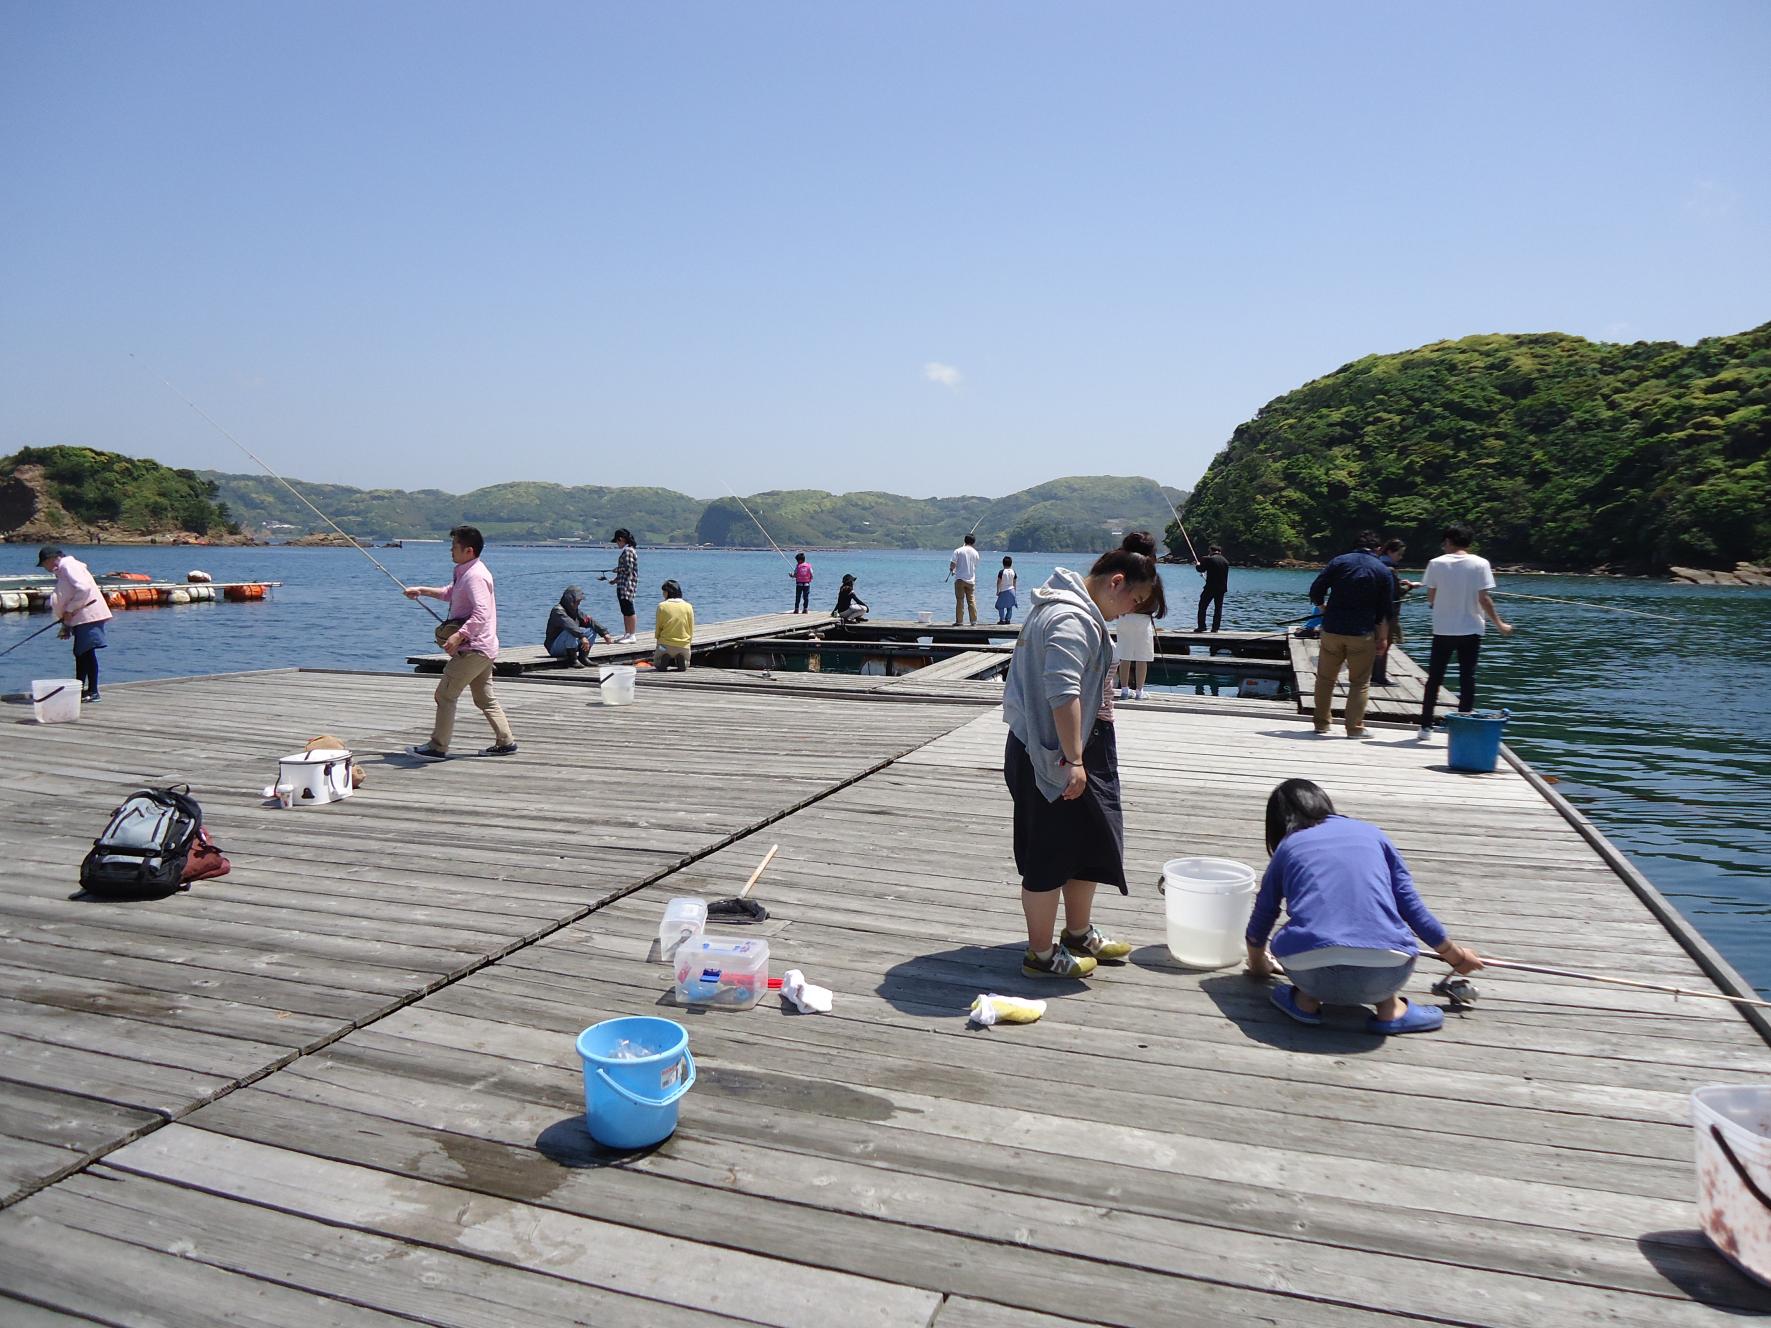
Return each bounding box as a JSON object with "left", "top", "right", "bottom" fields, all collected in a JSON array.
[
  {"left": 131, "top": 355, "right": 442, "bottom": 622},
  {"left": 1152, "top": 479, "right": 1199, "bottom": 564},
  {"left": 1494, "top": 591, "right": 1679, "bottom": 623},
  {"left": 721, "top": 483, "right": 792, "bottom": 563}
]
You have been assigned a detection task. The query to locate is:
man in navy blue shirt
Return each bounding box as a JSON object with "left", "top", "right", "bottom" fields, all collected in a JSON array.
[{"left": 1307, "top": 532, "right": 1392, "bottom": 736}]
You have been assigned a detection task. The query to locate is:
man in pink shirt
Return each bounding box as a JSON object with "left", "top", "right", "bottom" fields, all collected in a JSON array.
[
  {"left": 38, "top": 546, "right": 114, "bottom": 703},
  {"left": 403, "top": 525, "right": 517, "bottom": 759}
]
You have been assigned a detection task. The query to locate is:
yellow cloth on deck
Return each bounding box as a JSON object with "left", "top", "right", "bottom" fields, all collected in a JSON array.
[{"left": 655, "top": 599, "right": 695, "bottom": 649}]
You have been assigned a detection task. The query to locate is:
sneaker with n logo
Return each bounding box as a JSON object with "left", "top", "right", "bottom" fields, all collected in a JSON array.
[
  {"left": 1061, "top": 925, "right": 1132, "bottom": 962},
  {"left": 1021, "top": 944, "right": 1097, "bottom": 979}
]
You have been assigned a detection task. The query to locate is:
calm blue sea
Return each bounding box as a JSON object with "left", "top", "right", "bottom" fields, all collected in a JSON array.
[{"left": 6, "top": 543, "right": 1770, "bottom": 992}]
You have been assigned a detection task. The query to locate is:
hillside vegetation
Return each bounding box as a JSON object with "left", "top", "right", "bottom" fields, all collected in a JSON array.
[
  {"left": 1, "top": 446, "right": 240, "bottom": 541},
  {"left": 1179, "top": 323, "right": 1770, "bottom": 570},
  {"left": 207, "top": 470, "right": 1186, "bottom": 549}
]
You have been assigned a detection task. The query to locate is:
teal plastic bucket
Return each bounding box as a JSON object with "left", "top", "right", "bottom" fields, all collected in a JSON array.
[
  {"left": 576, "top": 1016, "right": 695, "bottom": 1149},
  {"left": 1445, "top": 709, "right": 1510, "bottom": 774}
]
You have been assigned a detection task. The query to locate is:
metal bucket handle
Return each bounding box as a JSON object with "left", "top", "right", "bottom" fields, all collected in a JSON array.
[
  {"left": 596, "top": 1048, "right": 696, "bottom": 1108},
  {"left": 1711, "top": 1123, "right": 1771, "bottom": 1212}
]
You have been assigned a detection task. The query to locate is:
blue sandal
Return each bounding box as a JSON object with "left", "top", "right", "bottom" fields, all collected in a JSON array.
[
  {"left": 1366, "top": 999, "right": 1443, "bottom": 1035},
  {"left": 1271, "top": 984, "right": 1322, "bottom": 1026}
]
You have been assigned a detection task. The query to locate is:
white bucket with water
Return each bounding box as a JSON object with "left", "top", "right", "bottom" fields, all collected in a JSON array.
[
  {"left": 1162, "top": 857, "right": 1257, "bottom": 969},
  {"left": 599, "top": 664, "right": 637, "bottom": 705},
  {"left": 30, "top": 679, "right": 81, "bottom": 724},
  {"left": 1693, "top": 1084, "right": 1771, "bottom": 1284},
  {"left": 275, "top": 748, "right": 354, "bottom": 807},
  {"left": 917, "top": 610, "right": 932, "bottom": 624}
]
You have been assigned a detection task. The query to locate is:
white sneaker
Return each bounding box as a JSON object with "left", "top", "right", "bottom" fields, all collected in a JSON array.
[
  {"left": 1416, "top": 726, "right": 1433, "bottom": 741},
  {"left": 617, "top": 633, "right": 637, "bottom": 644},
  {"left": 1117, "top": 687, "right": 1131, "bottom": 700},
  {"left": 1134, "top": 689, "right": 1149, "bottom": 701}
]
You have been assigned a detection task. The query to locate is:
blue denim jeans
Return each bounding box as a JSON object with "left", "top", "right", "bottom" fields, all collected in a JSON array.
[{"left": 1289, "top": 957, "right": 1415, "bottom": 1006}]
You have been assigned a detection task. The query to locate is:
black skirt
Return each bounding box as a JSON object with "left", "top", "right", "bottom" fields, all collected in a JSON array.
[{"left": 1003, "top": 724, "right": 1127, "bottom": 894}]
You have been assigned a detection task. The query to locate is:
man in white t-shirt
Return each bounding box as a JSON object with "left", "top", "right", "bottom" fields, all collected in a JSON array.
[
  {"left": 1418, "top": 524, "right": 1512, "bottom": 739},
  {"left": 950, "top": 533, "right": 981, "bottom": 625}
]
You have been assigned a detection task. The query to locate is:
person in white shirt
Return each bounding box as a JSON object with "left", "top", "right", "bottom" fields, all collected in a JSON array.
[
  {"left": 1418, "top": 524, "right": 1512, "bottom": 739},
  {"left": 994, "top": 556, "right": 1019, "bottom": 624},
  {"left": 950, "top": 534, "right": 981, "bottom": 625}
]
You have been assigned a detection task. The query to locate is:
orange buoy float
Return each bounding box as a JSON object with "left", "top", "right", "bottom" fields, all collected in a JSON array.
[
  {"left": 108, "top": 572, "right": 152, "bottom": 582},
  {"left": 224, "top": 583, "right": 267, "bottom": 601},
  {"left": 105, "top": 591, "right": 126, "bottom": 609}
]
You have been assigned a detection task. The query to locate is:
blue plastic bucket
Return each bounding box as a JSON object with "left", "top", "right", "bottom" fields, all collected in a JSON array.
[
  {"left": 575, "top": 1016, "right": 695, "bottom": 1149},
  {"left": 1445, "top": 709, "right": 1511, "bottom": 774}
]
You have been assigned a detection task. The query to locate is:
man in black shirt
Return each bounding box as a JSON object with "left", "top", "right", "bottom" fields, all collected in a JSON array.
[
  {"left": 1194, "top": 546, "right": 1230, "bottom": 632},
  {"left": 1306, "top": 532, "right": 1392, "bottom": 737}
]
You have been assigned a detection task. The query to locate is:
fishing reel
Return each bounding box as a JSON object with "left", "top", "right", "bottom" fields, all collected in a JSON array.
[{"left": 1430, "top": 974, "right": 1480, "bottom": 1009}]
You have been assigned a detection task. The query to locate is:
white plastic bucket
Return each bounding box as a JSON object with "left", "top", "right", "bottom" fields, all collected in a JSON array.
[
  {"left": 917, "top": 610, "right": 932, "bottom": 624},
  {"left": 31, "top": 679, "right": 81, "bottom": 724},
  {"left": 276, "top": 748, "right": 355, "bottom": 807},
  {"left": 657, "top": 897, "right": 707, "bottom": 963},
  {"left": 599, "top": 664, "right": 637, "bottom": 705},
  {"left": 1162, "top": 856, "right": 1257, "bottom": 969},
  {"left": 1693, "top": 1084, "right": 1771, "bottom": 1283}
]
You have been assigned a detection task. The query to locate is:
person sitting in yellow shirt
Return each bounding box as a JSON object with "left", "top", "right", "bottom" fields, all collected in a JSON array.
[{"left": 654, "top": 580, "right": 695, "bottom": 671}]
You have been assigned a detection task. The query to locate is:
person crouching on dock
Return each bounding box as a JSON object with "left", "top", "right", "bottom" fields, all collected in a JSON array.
[
  {"left": 405, "top": 525, "right": 517, "bottom": 760},
  {"left": 1245, "top": 779, "right": 1481, "bottom": 1034},
  {"left": 545, "top": 585, "right": 613, "bottom": 666}
]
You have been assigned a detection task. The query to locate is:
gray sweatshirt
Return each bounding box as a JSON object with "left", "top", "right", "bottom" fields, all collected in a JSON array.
[{"left": 1002, "top": 567, "right": 1113, "bottom": 802}]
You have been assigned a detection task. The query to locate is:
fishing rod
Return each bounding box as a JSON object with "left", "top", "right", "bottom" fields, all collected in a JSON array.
[
  {"left": 131, "top": 355, "right": 442, "bottom": 623},
  {"left": 0, "top": 618, "right": 61, "bottom": 658},
  {"left": 721, "top": 483, "right": 792, "bottom": 563},
  {"left": 1420, "top": 951, "right": 1771, "bottom": 1011},
  {"left": 1152, "top": 480, "right": 1199, "bottom": 565},
  {"left": 1494, "top": 591, "right": 1679, "bottom": 623}
]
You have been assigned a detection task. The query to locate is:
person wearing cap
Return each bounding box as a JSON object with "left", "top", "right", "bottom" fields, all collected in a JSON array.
[{"left": 38, "top": 547, "right": 113, "bottom": 704}]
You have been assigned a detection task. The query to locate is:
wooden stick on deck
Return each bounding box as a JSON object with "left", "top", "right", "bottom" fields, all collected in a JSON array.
[{"left": 739, "top": 844, "right": 779, "bottom": 899}]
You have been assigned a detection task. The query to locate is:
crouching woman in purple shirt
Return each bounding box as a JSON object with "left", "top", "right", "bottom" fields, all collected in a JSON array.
[{"left": 1245, "top": 779, "right": 1481, "bottom": 1034}]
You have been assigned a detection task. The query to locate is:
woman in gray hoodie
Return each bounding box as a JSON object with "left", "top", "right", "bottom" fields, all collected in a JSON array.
[{"left": 1002, "top": 537, "right": 1164, "bottom": 978}]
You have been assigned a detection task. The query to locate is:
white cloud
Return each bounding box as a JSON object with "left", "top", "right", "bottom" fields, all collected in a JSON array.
[
  {"left": 1683, "top": 178, "right": 1740, "bottom": 223},
  {"left": 923, "top": 361, "right": 962, "bottom": 390}
]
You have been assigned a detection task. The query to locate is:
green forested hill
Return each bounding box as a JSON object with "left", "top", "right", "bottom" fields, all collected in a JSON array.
[
  {"left": 1179, "top": 324, "right": 1770, "bottom": 570},
  {"left": 206, "top": 470, "right": 1185, "bottom": 549},
  {"left": 1, "top": 446, "right": 239, "bottom": 538}
]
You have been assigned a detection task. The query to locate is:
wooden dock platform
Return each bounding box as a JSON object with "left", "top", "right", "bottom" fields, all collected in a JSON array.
[{"left": 3, "top": 635, "right": 1769, "bottom": 1324}]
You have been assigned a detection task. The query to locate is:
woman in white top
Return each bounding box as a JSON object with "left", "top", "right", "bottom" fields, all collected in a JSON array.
[
  {"left": 995, "top": 557, "right": 1019, "bottom": 624},
  {"left": 1113, "top": 533, "right": 1165, "bottom": 699}
]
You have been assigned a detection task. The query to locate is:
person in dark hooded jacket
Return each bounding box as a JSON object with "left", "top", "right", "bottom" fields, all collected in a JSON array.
[{"left": 545, "top": 585, "right": 613, "bottom": 666}]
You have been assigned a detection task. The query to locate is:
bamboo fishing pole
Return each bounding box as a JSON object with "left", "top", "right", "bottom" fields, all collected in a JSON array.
[
  {"left": 132, "top": 356, "right": 443, "bottom": 623},
  {"left": 1494, "top": 591, "right": 1679, "bottom": 623},
  {"left": 1422, "top": 951, "right": 1771, "bottom": 1011}
]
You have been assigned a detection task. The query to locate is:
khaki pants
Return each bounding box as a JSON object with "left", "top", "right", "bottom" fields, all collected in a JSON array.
[
  {"left": 431, "top": 651, "right": 514, "bottom": 752},
  {"left": 954, "top": 579, "right": 977, "bottom": 624},
  {"left": 1313, "top": 630, "right": 1376, "bottom": 733},
  {"left": 654, "top": 645, "right": 691, "bottom": 671}
]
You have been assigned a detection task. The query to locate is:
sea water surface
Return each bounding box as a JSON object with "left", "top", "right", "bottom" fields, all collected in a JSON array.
[{"left": 5, "top": 543, "right": 1769, "bottom": 991}]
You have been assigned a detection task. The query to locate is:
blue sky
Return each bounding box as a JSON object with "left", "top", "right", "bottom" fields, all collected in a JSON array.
[{"left": 2, "top": 1, "right": 1766, "bottom": 498}]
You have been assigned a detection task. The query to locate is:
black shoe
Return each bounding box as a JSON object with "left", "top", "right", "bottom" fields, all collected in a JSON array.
[
  {"left": 407, "top": 743, "right": 449, "bottom": 761},
  {"left": 82, "top": 692, "right": 101, "bottom": 704},
  {"left": 481, "top": 743, "right": 519, "bottom": 757}
]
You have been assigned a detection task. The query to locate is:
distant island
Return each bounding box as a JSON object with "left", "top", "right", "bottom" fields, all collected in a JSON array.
[
  {"left": 0, "top": 449, "right": 1185, "bottom": 552},
  {"left": 198, "top": 471, "right": 1188, "bottom": 551},
  {"left": 0, "top": 446, "right": 249, "bottom": 546},
  {"left": 1181, "top": 321, "right": 1769, "bottom": 573}
]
